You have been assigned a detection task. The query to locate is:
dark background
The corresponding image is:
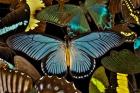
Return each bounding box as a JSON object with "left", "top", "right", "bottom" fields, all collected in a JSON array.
[{"left": 0, "top": 0, "right": 140, "bottom": 93}]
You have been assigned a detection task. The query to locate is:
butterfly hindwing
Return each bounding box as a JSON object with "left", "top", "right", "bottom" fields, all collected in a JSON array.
[
  {"left": 41, "top": 45, "right": 67, "bottom": 76},
  {"left": 69, "top": 45, "right": 96, "bottom": 78}
]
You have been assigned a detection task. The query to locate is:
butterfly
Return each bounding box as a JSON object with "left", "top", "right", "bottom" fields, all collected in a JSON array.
[
  {"left": 34, "top": 76, "right": 81, "bottom": 93},
  {"left": 0, "top": 67, "right": 33, "bottom": 93},
  {"left": 14, "top": 55, "right": 41, "bottom": 81},
  {"left": 116, "top": 73, "right": 130, "bottom": 93},
  {"left": 36, "top": 0, "right": 112, "bottom": 35},
  {"left": 109, "top": 0, "right": 140, "bottom": 25},
  {"left": 101, "top": 49, "right": 140, "bottom": 92},
  {"left": 0, "top": 67, "right": 81, "bottom": 93},
  {"left": 89, "top": 66, "right": 131, "bottom": 93},
  {"left": 111, "top": 23, "right": 137, "bottom": 42},
  {"left": 101, "top": 49, "right": 140, "bottom": 74},
  {"left": 121, "top": 0, "right": 140, "bottom": 25},
  {"left": 89, "top": 66, "right": 109, "bottom": 93},
  {"left": 0, "top": 3, "right": 29, "bottom": 36},
  {"left": 7, "top": 31, "right": 124, "bottom": 78}
]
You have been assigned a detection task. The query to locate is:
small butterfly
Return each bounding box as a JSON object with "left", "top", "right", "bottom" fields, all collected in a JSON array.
[
  {"left": 89, "top": 66, "right": 109, "bottom": 93},
  {"left": 0, "top": 67, "right": 33, "bottom": 93},
  {"left": 111, "top": 23, "right": 137, "bottom": 42},
  {"left": 36, "top": 0, "right": 112, "bottom": 35},
  {"left": 121, "top": 0, "right": 140, "bottom": 25},
  {"left": 109, "top": 0, "right": 140, "bottom": 25},
  {"left": 7, "top": 31, "right": 124, "bottom": 78},
  {"left": 0, "top": 67, "right": 81, "bottom": 93},
  {"left": 89, "top": 66, "right": 131, "bottom": 93}
]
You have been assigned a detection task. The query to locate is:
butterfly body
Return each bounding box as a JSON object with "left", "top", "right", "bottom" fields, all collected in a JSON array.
[{"left": 65, "top": 46, "right": 70, "bottom": 67}]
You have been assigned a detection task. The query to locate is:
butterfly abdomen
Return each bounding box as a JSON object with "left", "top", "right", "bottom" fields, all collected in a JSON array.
[
  {"left": 0, "top": 68, "right": 33, "bottom": 93},
  {"left": 65, "top": 47, "right": 71, "bottom": 67},
  {"left": 116, "top": 73, "right": 130, "bottom": 93}
]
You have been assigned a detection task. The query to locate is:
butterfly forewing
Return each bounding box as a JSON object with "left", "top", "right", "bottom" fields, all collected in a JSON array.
[
  {"left": 7, "top": 34, "right": 63, "bottom": 60},
  {"left": 72, "top": 32, "right": 124, "bottom": 58}
]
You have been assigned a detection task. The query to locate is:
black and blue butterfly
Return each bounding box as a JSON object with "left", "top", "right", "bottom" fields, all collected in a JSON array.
[
  {"left": 7, "top": 31, "right": 124, "bottom": 78},
  {"left": 0, "top": 2, "right": 29, "bottom": 36}
]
